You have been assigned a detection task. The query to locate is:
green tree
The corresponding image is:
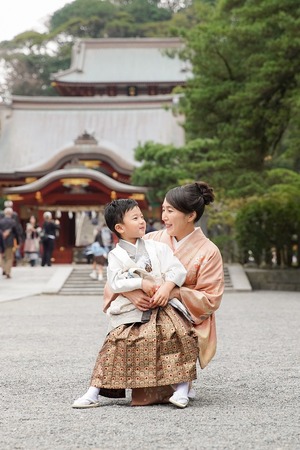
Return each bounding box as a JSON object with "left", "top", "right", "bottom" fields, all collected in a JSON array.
[
  {"left": 49, "top": 0, "right": 117, "bottom": 31},
  {"left": 0, "top": 30, "right": 72, "bottom": 97},
  {"left": 182, "top": 0, "right": 300, "bottom": 186},
  {"left": 132, "top": 141, "right": 188, "bottom": 203},
  {"left": 104, "top": 12, "right": 137, "bottom": 37},
  {"left": 235, "top": 168, "right": 300, "bottom": 267},
  {"left": 123, "top": 0, "right": 172, "bottom": 23}
]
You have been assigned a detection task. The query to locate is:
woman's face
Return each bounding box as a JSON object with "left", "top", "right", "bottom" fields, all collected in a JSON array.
[{"left": 162, "top": 199, "right": 195, "bottom": 241}]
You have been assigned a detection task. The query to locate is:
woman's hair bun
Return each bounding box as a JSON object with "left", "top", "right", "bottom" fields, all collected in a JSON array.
[{"left": 195, "top": 181, "right": 214, "bottom": 205}]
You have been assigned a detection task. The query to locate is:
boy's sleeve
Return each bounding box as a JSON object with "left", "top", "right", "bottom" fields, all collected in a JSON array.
[{"left": 107, "top": 252, "right": 143, "bottom": 293}]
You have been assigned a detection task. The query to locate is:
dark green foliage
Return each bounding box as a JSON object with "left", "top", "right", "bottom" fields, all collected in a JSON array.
[
  {"left": 124, "top": 0, "right": 172, "bottom": 23},
  {"left": 183, "top": 0, "right": 300, "bottom": 176},
  {"left": 50, "top": 0, "right": 117, "bottom": 31},
  {"left": 132, "top": 142, "right": 188, "bottom": 203},
  {"left": 235, "top": 169, "right": 300, "bottom": 267}
]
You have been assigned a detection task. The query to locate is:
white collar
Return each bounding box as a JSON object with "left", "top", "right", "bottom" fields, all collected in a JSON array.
[{"left": 171, "top": 228, "right": 197, "bottom": 249}]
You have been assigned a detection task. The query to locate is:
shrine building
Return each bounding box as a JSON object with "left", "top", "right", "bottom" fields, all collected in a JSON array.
[{"left": 0, "top": 38, "right": 191, "bottom": 263}]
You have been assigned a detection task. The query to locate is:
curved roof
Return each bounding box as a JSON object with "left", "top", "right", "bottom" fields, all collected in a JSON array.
[
  {"left": 3, "top": 168, "right": 148, "bottom": 194},
  {"left": 16, "top": 142, "right": 134, "bottom": 175},
  {"left": 52, "top": 38, "right": 192, "bottom": 84},
  {"left": 0, "top": 95, "right": 185, "bottom": 175}
]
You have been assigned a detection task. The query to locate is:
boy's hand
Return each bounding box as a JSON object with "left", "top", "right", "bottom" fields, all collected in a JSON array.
[
  {"left": 150, "top": 281, "right": 175, "bottom": 308},
  {"left": 142, "top": 278, "right": 156, "bottom": 297}
]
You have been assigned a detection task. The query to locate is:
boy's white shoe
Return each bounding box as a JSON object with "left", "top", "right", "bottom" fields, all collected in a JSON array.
[
  {"left": 98, "top": 273, "right": 103, "bottom": 281},
  {"left": 89, "top": 271, "right": 97, "bottom": 280}
]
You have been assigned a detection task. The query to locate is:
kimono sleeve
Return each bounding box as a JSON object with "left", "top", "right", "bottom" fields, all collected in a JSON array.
[{"left": 180, "top": 248, "right": 224, "bottom": 325}]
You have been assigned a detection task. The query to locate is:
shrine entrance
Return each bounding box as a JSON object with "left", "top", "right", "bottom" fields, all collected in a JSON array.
[{"left": 4, "top": 168, "right": 148, "bottom": 264}]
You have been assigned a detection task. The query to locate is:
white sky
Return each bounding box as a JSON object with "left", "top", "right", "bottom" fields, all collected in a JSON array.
[{"left": 0, "top": 0, "right": 72, "bottom": 42}]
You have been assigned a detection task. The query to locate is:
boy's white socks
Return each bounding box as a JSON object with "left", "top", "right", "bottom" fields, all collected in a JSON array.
[{"left": 85, "top": 386, "right": 100, "bottom": 400}]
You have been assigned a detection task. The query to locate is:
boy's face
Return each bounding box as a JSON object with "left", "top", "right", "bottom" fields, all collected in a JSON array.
[{"left": 115, "top": 206, "right": 146, "bottom": 244}]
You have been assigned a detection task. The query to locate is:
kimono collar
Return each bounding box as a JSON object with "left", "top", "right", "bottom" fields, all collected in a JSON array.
[
  {"left": 118, "top": 238, "right": 149, "bottom": 265},
  {"left": 172, "top": 228, "right": 198, "bottom": 250}
]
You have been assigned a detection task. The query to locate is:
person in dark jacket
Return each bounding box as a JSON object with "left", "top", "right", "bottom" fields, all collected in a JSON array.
[
  {"left": 40, "top": 211, "right": 59, "bottom": 267},
  {"left": 0, "top": 207, "right": 21, "bottom": 278},
  {"left": 0, "top": 229, "right": 5, "bottom": 271}
]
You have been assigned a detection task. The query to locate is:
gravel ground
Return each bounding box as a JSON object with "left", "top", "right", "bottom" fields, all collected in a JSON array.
[{"left": 1, "top": 290, "right": 299, "bottom": 450}]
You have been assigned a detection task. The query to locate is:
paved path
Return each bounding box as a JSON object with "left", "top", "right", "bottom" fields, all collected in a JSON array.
[
  {"left": 0, "top": 265, "right": 70, "bottom": 302},
  {"left": 0, "top": 270, "right": 299, "bottom": 449}
]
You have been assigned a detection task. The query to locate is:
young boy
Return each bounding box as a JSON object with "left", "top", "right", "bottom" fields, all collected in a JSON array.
[
  {"left": 72, "top": 199, "right": 194, "bottom": 409},
  {"left": 104, "top": 199, "right": 193, "bottom": 331}
]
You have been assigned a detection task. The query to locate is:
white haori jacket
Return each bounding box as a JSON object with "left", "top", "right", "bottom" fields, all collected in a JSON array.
[{"left": 106, "top": 239, "right": 188, "bottom": 330}]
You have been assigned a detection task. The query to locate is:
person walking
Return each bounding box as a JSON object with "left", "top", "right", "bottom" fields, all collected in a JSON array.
[
  {"left": 0, "top": 207, "right": 21, "bottom": 278},
  {"left": 100, "top": 224, "right": 113, "bottom": 252},
  {"left": 23, "top": 215, "right": 40, "bottom": 266},
  {"left": 0, "top": 229, "right": 4, "bottom": 272},
  {"left": 89, "top": 226, "right": 109, "bottom": 281},
  {"left": 40, "top": 212, "right": 59, "bottom": 267}
]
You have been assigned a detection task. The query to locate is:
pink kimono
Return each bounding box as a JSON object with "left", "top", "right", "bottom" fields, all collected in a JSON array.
[{"left": 143, "top": 227, "right": 224, "bottom": 369}]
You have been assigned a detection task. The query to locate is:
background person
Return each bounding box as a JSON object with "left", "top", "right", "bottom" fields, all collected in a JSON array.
[
  {"left": 40, "top": 212, "right": 59, "bottom": 267},
  {"left": 89, "top": 226, "right": 109, "bottom": 281},
  {"left": 100, "top": 224, "right": 113, "bottom": 252},
  {"left": 23, "top": 215, "right": 40, "bottom": 266},
  {"left": 0, "top": 229, "right": 4, "bottom": 272},
  {"left": 145, "top": 218, "right": 157, "bottom": 233},
  {"left": 0, "top": 207, "right": 21, "bottom": 278}
]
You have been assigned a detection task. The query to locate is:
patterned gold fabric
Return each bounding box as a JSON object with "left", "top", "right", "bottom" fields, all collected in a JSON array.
[{"left": 90, "top": 305, "right": 198, "bottom": 389}]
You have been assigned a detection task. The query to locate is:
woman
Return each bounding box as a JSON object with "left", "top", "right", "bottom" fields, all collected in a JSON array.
[
  {"left": 40, "top": 212, "right": 59, "bottom": 267},
  {"left": 72, "top": 181, "right": 224, "bottom": 408},
  {"left": 131, "top": 181, "right": 224, "bottom": 405},
  {"left": 23, "top": 216, "right": 40, "bottom": 266}
]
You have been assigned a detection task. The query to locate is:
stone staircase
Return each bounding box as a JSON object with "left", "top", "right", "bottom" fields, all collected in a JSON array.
[
  {"left": 58, "top": 263, "right": 245, "bottom": 295},
  {"left": 59, "top": 266, "right": 106, "bottom": 295},
  {"left": 224, "top": 265, "right": 234, "bottom": 290}
]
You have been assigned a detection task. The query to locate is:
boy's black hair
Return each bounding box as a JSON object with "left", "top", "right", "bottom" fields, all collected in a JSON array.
[{"left": 104, "top": 198, "right": 139, "bottom": 238}]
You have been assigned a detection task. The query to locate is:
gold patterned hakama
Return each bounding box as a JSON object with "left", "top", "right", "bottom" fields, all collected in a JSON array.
[{"left": 90, "top": 304, "right": 198, "bottom": 390}]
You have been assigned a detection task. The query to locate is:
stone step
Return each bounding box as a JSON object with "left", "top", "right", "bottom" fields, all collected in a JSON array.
[
  {"left": 59, "top": 290, "right": 104, "bottom": 295},
  {"left": 59, "top": 264, "right": 247, "bottom": 294},
  {"left": 224, "top": 267, "right": 233, "bottom": 289},
  {"left": 59, "top": 267, "right": 107, "bottom": 295}
]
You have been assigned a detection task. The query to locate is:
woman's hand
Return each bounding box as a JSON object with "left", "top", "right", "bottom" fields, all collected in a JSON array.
[{"left": 123, "top": 289, "right": 152, "bottom": 311}]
